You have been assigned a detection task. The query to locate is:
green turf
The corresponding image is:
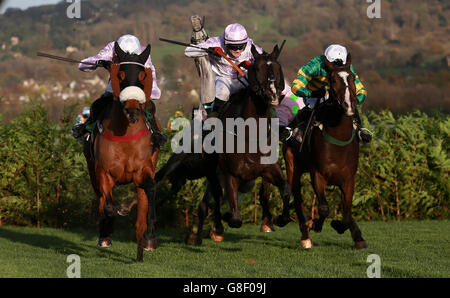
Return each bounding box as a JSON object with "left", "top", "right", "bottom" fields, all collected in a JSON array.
[{"left": 0, "top": 220, "right": 448, "bottom": 278}]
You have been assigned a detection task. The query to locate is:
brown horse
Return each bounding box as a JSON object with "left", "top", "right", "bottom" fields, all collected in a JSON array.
[
  {"left": 203, "top": 44, "right": 292, "bottom": 243},
  {"left": 283, "top": 53, "right": 367, "bottom": 249},
  {"left": 83, "top": 42, "right": 160, "bottom": 261}
]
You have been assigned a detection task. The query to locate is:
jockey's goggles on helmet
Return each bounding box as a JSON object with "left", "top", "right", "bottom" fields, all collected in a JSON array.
[{"left": 227, "top": 43, "right": 246, "bottom": 51}]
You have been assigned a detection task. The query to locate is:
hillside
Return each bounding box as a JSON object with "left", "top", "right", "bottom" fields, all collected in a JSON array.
[{"left": 0, "top": 0, "right": 449, "bottom": 123}]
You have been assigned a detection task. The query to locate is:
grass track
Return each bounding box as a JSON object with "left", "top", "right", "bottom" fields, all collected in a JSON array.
[{"left": 0, "top": 220, "right": 448, "bottom": 278}]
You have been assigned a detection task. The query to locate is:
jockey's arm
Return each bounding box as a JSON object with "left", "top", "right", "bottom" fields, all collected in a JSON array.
[
  {"left": 350, "top": 64, "right": 367, "bottom": 104},
  {"left": 143, "top": 54, "right": 161, "bottom": 100},
  {"left": 184, "top": 38, "right": 215, "bottom": 58},
  {"left": 79, "top": 41, "right": 114, "bottom": 72},
  {"left": 291, "top": 58, "right": 318, "bottom": 99}
]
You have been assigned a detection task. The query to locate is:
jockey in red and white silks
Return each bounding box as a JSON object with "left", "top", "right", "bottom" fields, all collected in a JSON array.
[
  {"left": 184, "top": 23, "right": 263, "bottom": 114},
  {"left": 78, "top": 34, "right": 161, "bottom": 100}
]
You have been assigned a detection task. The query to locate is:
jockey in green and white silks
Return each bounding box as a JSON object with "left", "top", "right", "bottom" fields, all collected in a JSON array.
[{"left": 280, "top": 44, "right": 372, "bottom": 146}]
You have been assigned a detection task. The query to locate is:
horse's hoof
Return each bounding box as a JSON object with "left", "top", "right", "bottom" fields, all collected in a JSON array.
[
  {"left": 331, "top": 220, "right": 347, "bottom": 234},
  {"left": 143, "top": 238, "right": 157, "bottom": 251},
  {"left": 313, "top": 219, "right": 323, "bottom": 233},
  {"left": 117, "top": 205, "right": 130, "bottom": 216},
  {"left": 300, "top": 238, "right": 313, "bottom": 249},
  {"left": 355, "top": 241, "right": 368, "bottom": 249},
  {"left": 260, "top": 223, "right": 275, "bottom": 233},
  {"left": 274, "top": 215, "right": 290, "bottom": 227},
  {"left": 210, "top": 230, "right": 224, "bottom": 242},
  {"left": 97, "top": 237, "right": 112, "bottom": 248}
]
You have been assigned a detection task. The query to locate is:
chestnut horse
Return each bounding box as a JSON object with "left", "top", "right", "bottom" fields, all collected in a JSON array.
[
  {"left": 283, "top": 53, "right": 367, "bottom": 249},
  {"left": 83, "top": 42, "right": 159, "bottom": 262}
]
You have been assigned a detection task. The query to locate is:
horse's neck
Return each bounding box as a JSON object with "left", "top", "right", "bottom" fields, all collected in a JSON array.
[
  {"left": 244, "top": 93, "right": 271, "bottom": 119},
  {"left": 324, "top": 114, "right": 354, "bottom": 139},
  {"left": 106, "top": 101, "right": 144, "bottom": 135}
]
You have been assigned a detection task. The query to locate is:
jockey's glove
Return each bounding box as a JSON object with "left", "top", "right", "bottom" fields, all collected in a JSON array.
[
  {"left": 208, "top": 47, "right": 224, "bottom": 57},
  {"left": 96, "top": 60, "right": 112, "bottom": 69},
  {"left": 238, "top": 61, "right": 252, "bottom": 69}
]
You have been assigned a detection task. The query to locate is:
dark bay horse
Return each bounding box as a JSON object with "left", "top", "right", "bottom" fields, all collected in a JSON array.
[
  {"left": 283, "top": 53, "right": 367, "bottom": 249},
  {"left": 201, "top": 44, "right": 292, "bottom": 243},
  {"left": 83, "top": 42, "right": 160, "bottom": 261}
]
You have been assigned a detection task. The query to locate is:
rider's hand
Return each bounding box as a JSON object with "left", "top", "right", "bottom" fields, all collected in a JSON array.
[
  {"left": 238, "top": 61, "right": 252, "bottom": 69},
  {"left": 96, "top": 60, "right": 112, "bottom": 69},
  {"left": 311, "top": 89, "right": 326, "bottom": 99},
  {"left": 208, "top": 47, "right": 224, "bottom": 57}
]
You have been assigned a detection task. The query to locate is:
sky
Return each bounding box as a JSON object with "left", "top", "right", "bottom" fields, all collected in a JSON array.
[{"left": 0, "top": 0, "right": 62, "bottom": 13}]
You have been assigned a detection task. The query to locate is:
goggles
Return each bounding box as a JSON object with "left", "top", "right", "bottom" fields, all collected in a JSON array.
[{"left": 227, "top": 43, "right": 246, "bottom": 51}]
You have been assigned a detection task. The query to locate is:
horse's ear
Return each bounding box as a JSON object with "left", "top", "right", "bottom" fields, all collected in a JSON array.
[
  {"left": 345, "top": 53, "right": 351, "bottom": 68},
  {"left": 271, "top": 44, "right": 280, "bottom": 60},
  {"left": 109, "top": 63, "right": 121, "bottom": 100},
  {"left": 114, "top": 41, "right": 127, "bottom": 62},
  {"left": 139, "top": 44, "right": 151, "bottom": 65},
  {"left": 142, "top": 67, "right": 153, "bottom": 102},
  {"left": 251, "top": 44, "right": 260, "bottom": 59}
]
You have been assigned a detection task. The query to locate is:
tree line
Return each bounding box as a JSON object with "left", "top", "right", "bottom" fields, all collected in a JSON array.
[{"left": 0, "top": 103, "right": 448, "bottom": 228}]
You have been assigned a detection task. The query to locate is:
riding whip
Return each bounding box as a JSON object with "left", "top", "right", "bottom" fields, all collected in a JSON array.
[{"left": 36, "top": 52, "right": 98, "bottom": 66}]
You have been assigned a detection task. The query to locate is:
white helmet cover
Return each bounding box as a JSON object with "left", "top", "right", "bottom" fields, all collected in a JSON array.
[
  {"left": 224, "top": 23, "right": 249, "bottom": 45},
  {"left": 324, "top": 44, "right": 348, "bottom": 64},
  {"left": 117, "top": 34, "right": 142, "bottom": 55}
]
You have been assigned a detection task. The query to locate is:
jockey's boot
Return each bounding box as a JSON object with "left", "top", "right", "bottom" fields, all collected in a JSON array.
[
  {"left": 190, "top": 15, "right": 208, "bottom": 44},
  {"left": 279, "top": 107, "right": 313, "bottom": 150},
  {"left": 147, "top": 114, "right": 166, "bottom": 147},
  {"left": 353, "top": 108, "right": 372, "bottom": 143},
  {"left": 72, "top": 118, "right": 92, "bottom": 139},
  {"left": 279, "top": 126, "right": 303, "bottom": 150}
]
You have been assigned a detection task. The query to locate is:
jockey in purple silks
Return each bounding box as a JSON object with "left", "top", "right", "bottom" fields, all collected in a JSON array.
[
  {"left": 72, "top": 34, "right": 165, "bottom": 146},
  {"left": 185, "top": 23, "right": 265, "bottom": 116},
  {"left": 185, "top": 22, "right": 304, "bottom": 142}
]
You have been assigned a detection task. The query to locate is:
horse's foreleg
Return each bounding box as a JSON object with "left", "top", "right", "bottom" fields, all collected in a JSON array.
[
  {"left": 310, "top": 171, "right": 329, "bottom": 233},
  {"left": 223, "top": 174, "right": 242, "bottom": 228},
  {"left": 290, "top": 171, "right": 312, "bottom": 248},
  {"left": 262, "top": 166, "right": 291, "bottom": 227},
  {"left": 143, "top": 177, "right": 158, "bottom": 251},
  {"left": 97, "top": 171, "right": 116, "bottom": 248},
  {"left": 259, "top": 180, "right": 275, "bottom": 232},
  {"left": 135, "top": 187, "right": 148, "bottom": 262},
  {"left": 331, "top": 182, "right": 367, "bottom": 249}
]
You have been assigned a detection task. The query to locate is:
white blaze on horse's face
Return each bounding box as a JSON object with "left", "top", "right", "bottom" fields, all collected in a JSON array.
[
  {"left": 266, "top": 61, "right": 279, "bottom": 105},
  {"left": 338, "top": 71, "right": 353, "bottom": 116}
]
